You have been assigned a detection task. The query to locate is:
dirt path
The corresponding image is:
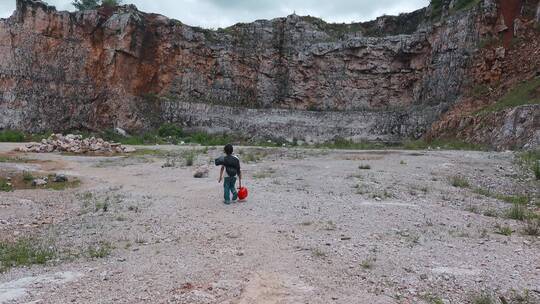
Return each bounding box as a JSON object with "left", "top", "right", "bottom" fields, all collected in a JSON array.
[{"left": 0, "top": 144, "right": 539, "bottom": 303}]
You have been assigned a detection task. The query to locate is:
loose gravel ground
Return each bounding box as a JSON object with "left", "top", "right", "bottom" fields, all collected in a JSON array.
[{"left": 0, "top": 143, "right": 539, "bottom": 304}]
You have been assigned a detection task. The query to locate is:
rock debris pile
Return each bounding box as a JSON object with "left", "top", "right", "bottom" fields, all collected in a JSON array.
[{"left": 16, "top": 134, "right": 136, "bottom": 154}]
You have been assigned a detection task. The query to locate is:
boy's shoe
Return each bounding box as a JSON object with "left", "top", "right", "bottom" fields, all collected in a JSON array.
[{"left": 224, "top": 200, "right": 231, "bottom": 205}]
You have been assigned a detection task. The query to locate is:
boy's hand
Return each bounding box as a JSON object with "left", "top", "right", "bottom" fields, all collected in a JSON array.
[{"left": 218, "top": 177, "right": 222, "bottom": 183}]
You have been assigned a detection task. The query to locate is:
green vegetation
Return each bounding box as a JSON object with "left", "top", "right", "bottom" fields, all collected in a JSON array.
[
  {"left": 360, "top": 257, "right": 376, "bottom": 269},
  {"left": 0, "top": 239, "right": 55, "bottom": 272},
  {"left": 313, "top": 138, "right": 390, "bottom": 150},
  {"left": 473, "top": 187, "right": 531, "bottom": 205},
  {"left": 0, "top": 130, "right": 25, "bottom": 142},
  {"left": 358, "top": 164, "right": 371, "bottom": 170},
  {"left": 478, "top": 78, "right": 540, "bottom": 114},
  {"left": 101, "top": 0, "right": 122, "bottom": 7},
  {"left": 0, "top": 129, "right": 52, "bottom": 143},
  {"left": 453, "top": 0, "right": 481, "bottom": 11},
  {"left": 450, "top": 176, "right": 470, "bottom": 188},
  {"left": 0, "top": 178, "right": 12, "bottom": 192},
  {"left": 495, "top": 224, "right": 513, "bottom": 236},
  {"left": 72, "top": 0, "right": 121, "bottom": 10},
  {"left": 87, "top": 242, "right": 112, "bottom": 259},
  {"left": 472, "top": 293, "right": 495, "bottom": 304},
  {"left": 430, "top": 0, "right": 480, "bottom": 20},
  {"left": 506, "top": 203, "right": 535, "bottom": 221},
  {"left": 518, "top": 150, "right": 540, "bottom": 180},
  {"left": 403, "top": 138, "right": 486, "bottom": 151},
  {"left": 471, "top": 84, "right": 490, "bottom": 98},
  {"left": 22, "top": 171, "right": 34, "bottom": 182},
  {"left": 158, "top": 123, "right": 183, "bottom": 138}
]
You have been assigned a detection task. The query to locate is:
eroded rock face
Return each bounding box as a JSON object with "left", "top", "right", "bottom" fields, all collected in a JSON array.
[{"left": 0, "top": 0, "right": 532, "bottom": 147}]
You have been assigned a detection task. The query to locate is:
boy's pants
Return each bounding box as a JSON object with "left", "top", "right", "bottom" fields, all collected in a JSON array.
[{"left": 224, "top": 176, "right": 238, "bottom": 202}]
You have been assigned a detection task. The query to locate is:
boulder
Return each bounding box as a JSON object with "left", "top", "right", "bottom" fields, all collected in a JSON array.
[
  {"left": 193, "top": 166, "right": 209, "bottom": 178},
  {"left": 16, "top": 134, "right": 135, "bottom": 154},
  {"left": 32, "top": 178, "right": 47, "bottom": 186},
  {"left": 53, "top": 174, "right": 68, "bottom": 183}
]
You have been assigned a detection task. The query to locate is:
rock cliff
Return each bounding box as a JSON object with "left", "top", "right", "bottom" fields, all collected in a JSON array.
[{"left": 0, "top": 0, "right": 538, "bottom": 148}]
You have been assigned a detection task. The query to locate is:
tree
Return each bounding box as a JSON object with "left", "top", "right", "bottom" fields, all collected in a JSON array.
[
  {"left": 101, "top": 0, "right": 123, "bottom": 8},
  {"left": 72, "top": 0, "right": 99, "bottom": 11},
  {"left": 72, "top": 0, "right": 122, "bottom": 11}
]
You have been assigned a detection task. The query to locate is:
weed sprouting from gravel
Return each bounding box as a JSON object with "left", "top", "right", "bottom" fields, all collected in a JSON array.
[
  {"left": 87, "top": 242, "right": 112, "bottom": 259},
  {"left": 0, "top": 178, "right": 12, "bottom": 192},
  {"left": 471, "top": 293, "right": 495, "bottom": 304},
  {"left": 450, "top": 175, "right": 469, "bottom": 188},
  {"left": 0, "top": 239, "right": 55, "bottom": 272},
  {"left": 466, "top": 205, "right": 480, "bottom": 214},
  {"left": 358, "top": 164, "right": 371, "bottom": 170},
  {"left": 422, "top": 294, "right": 444, "bottom": 304},
  {"left": 185, "top": 152, "right": 195, "bottom": 166},
  {"left": 400, "top": 160, "right": 407, "bottom": 165},
  {"left": 483, "top": 209, "right": 498, "bottom": 217},
  {"left": 22, "top": 171, "right": 34, "bottom": 182},
  {"left": 522, "top": 219, "right": 540, "bottom": 236},
  {"left": 323, "top": 220, "right": 337, "bottom": 231},
  {"left": 495, "top": 224, "right": 513, "bottom": 236},
  {"left": 311, "top": 248, "right": 327, "bottom": 258},
  {"left": 360, "top": 257, "right": 376, "bottom": 269},
  {"left": 506, "top": 203, "right": 534, "bottom": 221}
]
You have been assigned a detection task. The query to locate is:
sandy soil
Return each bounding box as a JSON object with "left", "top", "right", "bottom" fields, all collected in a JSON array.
[{"left": 0, "top": 143, "right": 539, "bottom": 304}]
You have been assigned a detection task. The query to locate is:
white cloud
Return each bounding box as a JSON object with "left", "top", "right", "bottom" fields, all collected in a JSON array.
[{"left": 0, "top": 0, "right": 430, "bottom": 28}]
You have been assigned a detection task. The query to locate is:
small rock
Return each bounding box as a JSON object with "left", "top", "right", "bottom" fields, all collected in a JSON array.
[
  {"left": 32, "top": 179, "right": 47, "bottom": 187},
  {"left": 193, "top": 166, "right": 209, "bottom": 178},
  {"left": 53, "top": 174, "right": 68, "bottom": 183}
]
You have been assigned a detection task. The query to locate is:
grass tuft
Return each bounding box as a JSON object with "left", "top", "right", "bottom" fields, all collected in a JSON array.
[
  {"left": 0, "top": 239, "right": 55, "bottom": 272},
  {"left": 450, "top": 176, "right": 470, "bottom": 188},
  {"left": 506, "top": 203, "right": 535, "bottom": 221},
  {"left": 495, "top": 224, "right": 513, "bottom": 236}
]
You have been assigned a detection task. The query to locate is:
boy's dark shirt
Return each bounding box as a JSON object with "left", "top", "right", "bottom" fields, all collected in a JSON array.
[{"left": 223, "top": 155, "right": 241, "bottom": 177}]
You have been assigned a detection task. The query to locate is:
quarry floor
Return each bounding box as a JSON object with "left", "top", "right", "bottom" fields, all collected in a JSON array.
[{"left": 0, "top": 143, "right": 539, "bottom": 304}]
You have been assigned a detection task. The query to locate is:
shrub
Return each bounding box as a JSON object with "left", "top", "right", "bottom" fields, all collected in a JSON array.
[
  {"left": 495, "top": 225, "right": 512, "bottom": 236},
  {"left": 0, "top": 179, "right": 12, "bottom": 192},
  {"left": 158, "top": 123, "right": 183, "bottom": 138},
  {"left": 87, "top": 242, "right": 112, "bottom": 259},
  {"left": 358, "top": 164, "right": 371, "bottom": 170},
  {"left": 0, "top": 239, "right": 55, "bottom": 272},
  {"left": 0, "top": 130, "right": 25, "bottom": 142},
  {"left": 22, "top": 171, "right": 34, "bottom": 182},
  {"left": 72, "top": 0, "right": 99, "bottom": 10},
  {"left": 450, "top": 176, "right": 470, "bottom": 188},
  {"left": 506, "top": 203, "right": 533, "bottom": 221},
  {"left": 101, "top": 0, "right": 122, "bottom": 7}
]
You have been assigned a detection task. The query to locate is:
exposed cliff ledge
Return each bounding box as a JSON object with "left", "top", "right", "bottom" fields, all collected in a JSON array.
[{"left": 0, "top": 0, "right": 535, "bottom": 148}]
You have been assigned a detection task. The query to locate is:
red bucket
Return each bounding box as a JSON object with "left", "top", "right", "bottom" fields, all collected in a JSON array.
[{"left": 238, "top": 187, "right": 248, "bottom": 200}]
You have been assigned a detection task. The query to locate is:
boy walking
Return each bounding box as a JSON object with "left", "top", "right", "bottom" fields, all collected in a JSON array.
[{"left": 218, "top": 144, "right": 242, "bottom": 205}]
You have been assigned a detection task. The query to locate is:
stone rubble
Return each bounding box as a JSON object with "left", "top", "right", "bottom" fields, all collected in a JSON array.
[{"left": 16, "top": 134, "right": 136, "bottom": 154}]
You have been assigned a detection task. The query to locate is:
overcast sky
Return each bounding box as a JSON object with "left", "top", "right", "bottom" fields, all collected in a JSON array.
[{"left": 0, "top": 0, "right": 429, "bottom": 28}]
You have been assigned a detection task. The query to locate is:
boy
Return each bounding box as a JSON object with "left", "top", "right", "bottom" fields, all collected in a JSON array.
[{"left": 218, "top": 144, "right": 242, "bottom": 205}]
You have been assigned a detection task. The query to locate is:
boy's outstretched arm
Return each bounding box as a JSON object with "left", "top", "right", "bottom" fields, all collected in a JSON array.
[{"left": 218, "top": 166, "right": 224, "bottom": 183}]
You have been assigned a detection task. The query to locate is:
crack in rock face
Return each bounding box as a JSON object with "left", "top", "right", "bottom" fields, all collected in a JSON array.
[{"left": 0, "top": 271, "right": 83, "bottom": 303}]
